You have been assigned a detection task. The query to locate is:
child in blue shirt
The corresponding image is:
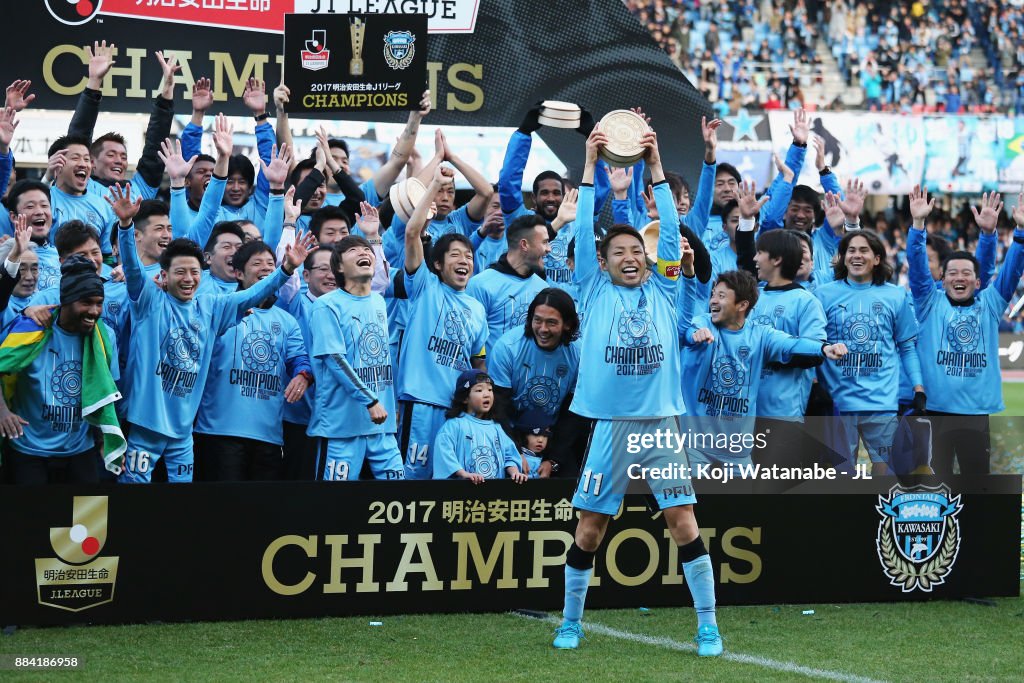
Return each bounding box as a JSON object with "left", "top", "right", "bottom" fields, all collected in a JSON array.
[
  {"left": 511, "top": 409, "right": 555, "bottom": 479},
  {"left": 432, "top": 370, "right": 526, "bottom": 483}
]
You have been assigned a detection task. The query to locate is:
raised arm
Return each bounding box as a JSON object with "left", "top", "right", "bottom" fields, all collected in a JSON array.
[
  {"left": 687, "top": 117, "right": 721, "bottom": 230},
  {"left": 607, "top": 165, "right": 634, "bottom": 225},
  {"left": 275, "top": 188, "right": 303, "bottom": 306},
  {"left": 758, "top": 152, "right": 796, "bottom": 232},
  {"left": 0, "top": 217, "right": 29, "bottom": 312},
  {"left": 759, "top": 110, "right": 807, "bottom": 231},
  {"left": 645, "top": 128, "right": 681, "bottom": 272},
  {"left": 373, "top": 90, "right": 430, "bottom": 198},
  {"left": 67, "top": 42, "right": 113, "bottom": 139},
  {"left": 160, "top": 137, "right": 198, "bottom": 239},
  {"left": 243, "top": 78, "right": 274, "bottom": 214},
  {"left": 975, "top": 223, "right": 997, "bottom": 290},
  {"left": 987, "top": 192, "right": 1024, "bottom": 302},
  {"left": 906, "top": 184, "right": 937, "bottom": 306},
  {"left": 441, "top": 131, "right": 493, "bottom": 222},
  {"left": 182, "top": 114, "right": 233, "bottom": 246},
  {"left": 273, "top": 81, "right": 295, "bottom": 160},
  {"left": 0, "top": 107, "right": 18, "bottom": 200},
  {"left": 315, "top": 126, "right": 364, "bottom": 218},
  {"left": 968, "top": 193, "right": 998, "bottom": 281},
  {"left": 105, "top": 184, "right": 145, "bottom": 301},
  {"left": 132, "top": 52, "right": 179, "bottom": 198},
  {"left": 258, "top": 143, "right": 293, "bottom": 251},
  {"left": 355, "top": 202, "right": 390, "bottom": 294},
  {"left": 405, "top": 166, "right": 452, "bottom": 274},
  {"left": 497, "top": 105, "right": 540, "bottom": 214},
  {"left": 573, "top": 127, "right": 607, "bottom": 284},
  {"left": 683, "top": 118, "right": 721, "bottom": 236}
]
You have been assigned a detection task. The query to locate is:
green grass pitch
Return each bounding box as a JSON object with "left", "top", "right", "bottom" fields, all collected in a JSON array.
[{"left": 2, "top": 598, "right": 1022, "bottom": 682}]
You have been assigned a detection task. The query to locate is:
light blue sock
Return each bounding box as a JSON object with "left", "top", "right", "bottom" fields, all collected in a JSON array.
[
  {"left": 682, "top": 554, "right": 717, "bottom": 628},
  {"left": 562, "top": 565, "right": 592, "bottom": 624}
]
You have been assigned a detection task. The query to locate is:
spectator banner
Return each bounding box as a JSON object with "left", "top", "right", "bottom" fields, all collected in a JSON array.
[
  {"left": 1, "top": 478, "right": 1018, "bottom": 626},
  {"left": 2, "top": 0, "right": 713, "bottom": 177},
  {"left": 716, "top": 143, "right": 774, "bottom": 190},
  {"left": 923, "top": 116, "right": 1001, "bottom": 194},
  {"left": 283, "top": 13, "right": 428, "bottom": 113},
  {"left": 998, "top": 117, "right": 1024, "bottom": 192},
  {"left": 767, "top": 112, "right": 925, "bottom": 195}
]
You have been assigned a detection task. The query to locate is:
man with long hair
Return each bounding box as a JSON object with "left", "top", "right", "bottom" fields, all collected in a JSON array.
[{"left": 814, "top": 229, "right": 924, "bottom": 475}]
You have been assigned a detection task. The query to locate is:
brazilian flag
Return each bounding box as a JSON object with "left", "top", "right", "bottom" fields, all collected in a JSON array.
[{"left": 0, "top": 313, "right": 126, "bottom": 473}]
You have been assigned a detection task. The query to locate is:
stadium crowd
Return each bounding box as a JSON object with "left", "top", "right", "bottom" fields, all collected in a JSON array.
[
  {"left": 0, "top": 40, "right": 1022, "bottom": 489},
  {"left": 626, "top": 0, "right": 1024, "bottom": 114}
]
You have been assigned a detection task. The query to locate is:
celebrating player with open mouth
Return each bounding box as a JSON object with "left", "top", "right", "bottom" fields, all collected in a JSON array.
[{"left": 551, "top": 119, "right": 722, "bottom": 657}]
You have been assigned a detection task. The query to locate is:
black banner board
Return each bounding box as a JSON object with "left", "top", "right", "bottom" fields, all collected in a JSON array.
[
  {"left": 1, "top": 477, "right": 1019, "bottom": 626},
  {"left": 283, "top": 13, "right": 427, "bottom": 112},
  {"left": 0, "top": 1, "right": 712, "bottom": 179}
]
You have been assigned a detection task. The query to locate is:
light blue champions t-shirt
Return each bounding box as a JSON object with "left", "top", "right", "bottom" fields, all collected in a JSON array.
[
  {"left": 194, "top": 306, "right": 308, "bottom": 445},
  {"left": 2, "top": 294, "right": 33, "bottom": 328},
  {"left": 397, "top": 265, "right": 488, "bottom": 408},
  {"left": 324, "top": 178, "right": 380, "bottom": 208},
  {"left": 475, "top": 235, "right": 508, "bottom": 275},
  {"left": 308, "top": 288, "right": 396, "bottom": 438},
  {"left": 909, "top": 226, "right": 1024, "bottom": 414},
  {"left": 569, "top": 181, "right": 685, "bottom": 419},
  {"left": 748, "top": 283, "right": 827, "bottom": 420},
  {"left": 702, "top": 214, "right": 727, "bottom": 252},
  {"left": 118, "top": 227, "right": 290, "bottom": 438},
  {"left": 196, "top": 272, "right": 238, "bottom": 297},
  {"left": 283, "top": 291, "right": 317, "bottom": 426},
  {"left": 35, "top": 243, "right": 62, "bottom": 292},
  {"left": 427, "top": 205, "right": 483, "bottom": 242},
  {"left": 814, "top": 279, "right": 920, "bottom": 413},
  {"left": 432, "top": 413, "right": 521, "bottom": 479},
  {"left": 466, "top": 266, "right": 547, "bottom": 353},
  {"left": 488, "top": 328, "right": 581, "bottom": 422},
  {"left": 680, "top": 308, "right": 825, "bottom": 459},
  {"left": 544, "top": 221, "right": 576, "bottom": 289},
  {"left": 710, "top": 242, "right": 738, "bottom": 277},
  {"left": 50, "top": 185, "right": 118, "bottom": 254},
  {"left": 7, "top": 322, "right": 119, "bottom": 457}
]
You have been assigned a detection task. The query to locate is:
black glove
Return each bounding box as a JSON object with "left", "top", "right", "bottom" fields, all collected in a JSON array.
[
  {"left": 517, "top": 103, "right": 543, "bottom": 135},
  {"left": 577, "top": 107, "right": 596, "bottom": 137},
  {"left": 910, "top": 390, "right": 927, "bottom": 415}
]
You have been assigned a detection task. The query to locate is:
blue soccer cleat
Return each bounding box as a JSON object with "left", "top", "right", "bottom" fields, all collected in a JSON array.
[
  {"left": 695, "top": 624, "right": 723, "bottom": 657},
  {"left": 552, "top": 621, "right": 585, "bottom": 649}
]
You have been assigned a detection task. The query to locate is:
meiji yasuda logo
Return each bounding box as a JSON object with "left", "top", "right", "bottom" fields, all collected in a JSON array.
[
  {"left": 302, "top": 30, "right": 330, "bottom": 71},
  {"left": 46, "top": 0, "right": 103, "bottom": 25}
]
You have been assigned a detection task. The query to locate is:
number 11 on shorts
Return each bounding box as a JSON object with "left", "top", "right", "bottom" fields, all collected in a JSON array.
[{"left": 580, "top": 469, "right": 603, "bottom": 495}]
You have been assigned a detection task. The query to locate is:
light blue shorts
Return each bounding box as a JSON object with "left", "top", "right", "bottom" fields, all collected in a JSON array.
[
  {"left": 314, "top": 434, "right": 405, "bottom": 481},
  {"left": 572, "top": 417, "right": 696, "bottom": 516}
]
